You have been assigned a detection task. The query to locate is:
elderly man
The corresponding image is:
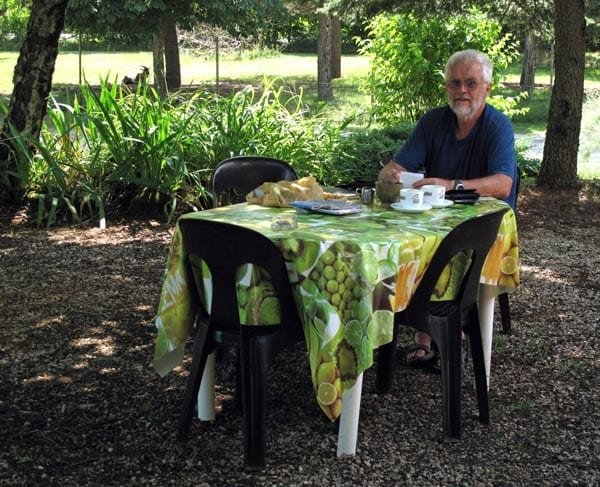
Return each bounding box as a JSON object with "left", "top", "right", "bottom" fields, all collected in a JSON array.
[{"left": 379, "top": 49, "right": 518, "bottom": 366}]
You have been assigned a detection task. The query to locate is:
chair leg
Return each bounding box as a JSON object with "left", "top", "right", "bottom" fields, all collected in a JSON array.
[
  {"left": 466, "top": 308, "right": 490, "bottom": 424},
  {"left": 235, "top": 348, "right": 243, "bottom": 412},
  {"left": 435, "top": 324, "right": 462, "bottom": 441},
  {"left": 375, "top": 323, "right": 398, "bottom": 393},
  {"left": 178, "top": 321, "right": 213, "bottom": 441},
  {"left": 239, "top": 329, "right": 272, "bottom": 471},
  {"left": 498, "top": 292, "right": 511, "bottom": 335}
]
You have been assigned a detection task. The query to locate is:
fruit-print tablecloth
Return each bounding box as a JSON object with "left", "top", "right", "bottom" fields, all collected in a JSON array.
[{"left": 153, "top": 198, "right": 519, "bottom": 421}]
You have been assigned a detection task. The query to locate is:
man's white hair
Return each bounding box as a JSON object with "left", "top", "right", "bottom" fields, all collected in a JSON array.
[{"left": 445, "top": 49, "right": 493, "bottom": 83}]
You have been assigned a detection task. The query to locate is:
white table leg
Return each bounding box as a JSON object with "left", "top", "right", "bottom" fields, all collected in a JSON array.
[
  {"left": 478, "top": 284, "right": 497, "bottom": 388},
  {"left": 336, "top": 372, "right": 363, "bottom": 457},
  {"left": 197, "top": 351, "right": 216, "bottom": 421}
]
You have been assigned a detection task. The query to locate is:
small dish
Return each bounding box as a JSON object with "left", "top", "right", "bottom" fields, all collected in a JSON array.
[
  {"left": 390, "top": 203, "right": 432, "bottom": 213},
  {"left": 430, "top": 199, "right": 454, "bottom": 209}
]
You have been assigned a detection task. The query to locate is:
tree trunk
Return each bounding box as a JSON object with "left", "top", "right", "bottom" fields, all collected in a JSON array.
[
  {"left": 152, "top": 33, "right": 167, "bottom": 98},
  {"left": 0, "top": 0, "right": 69, "bottom": 198},
  {"left": 331, "top": 15, "right": 341, "bottom": 79},
  {"left": 317, "top": 14, "right": 333, "bottom": 101},
  {"left": 519, "top": 34, "right": 536, "bottom": 96},
  {"left": 538, "top": 0, "right": 586, "bottom": 188},
  {"left": 161, "top": 16, "right": 181, "bottom": 91}
]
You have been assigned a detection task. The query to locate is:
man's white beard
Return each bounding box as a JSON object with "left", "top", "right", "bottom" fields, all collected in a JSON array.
[{"left": 450, "top": 97, "right": 484, "bottom": 122}]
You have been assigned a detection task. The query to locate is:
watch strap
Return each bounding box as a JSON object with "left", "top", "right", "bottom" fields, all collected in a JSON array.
[{"left": 454, "top": 179, "right": 465, "bottom": 190}]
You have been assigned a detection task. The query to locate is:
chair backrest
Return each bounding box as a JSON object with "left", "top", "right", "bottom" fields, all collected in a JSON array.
[
  {"left": 211, "top": 155, "right": 297, "bottom": 207},
  {"left": 406, "top": 208, "right": 509, "bottom": 323},
  {"left": 178, "top": 218, "right": 303, "bottom": 345}
]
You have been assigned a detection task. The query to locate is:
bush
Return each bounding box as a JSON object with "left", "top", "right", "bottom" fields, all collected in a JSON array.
[
  {"left": 329, "top": 126, "right": 412, "bottom": 185},
  {"left": 357, "top": 8, "right": 520, "bottom": 124},
  {"left": 516, "top": 144, "right": 541, "bottom": 178},
  {"left": 1, "top": 79, "right": 354, "bottom": 227}
]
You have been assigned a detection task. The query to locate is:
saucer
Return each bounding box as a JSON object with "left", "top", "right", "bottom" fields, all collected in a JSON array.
[
  {"left": 429, "top": 199, "right": 454, "bottom": 209},
  {"left": 390, "top": 203, "right": 432, "bottom": 213}
]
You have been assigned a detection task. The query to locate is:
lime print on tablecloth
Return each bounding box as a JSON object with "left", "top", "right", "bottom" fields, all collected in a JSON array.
[{"left": 153, "top": 200, "right": 519, "bottom": 420}]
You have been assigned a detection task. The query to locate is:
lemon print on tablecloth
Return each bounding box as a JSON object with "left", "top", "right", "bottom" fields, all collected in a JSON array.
[
  {"left": 315, "top": 358, "right": 343, "bottom": 419},
  {"left": 358, "top": 250, "right": 379, "bottom": 285},
  {"left": 317, "top": 382, "right": 338, "bottom": 406},
  {"left": 500, "top": 255, "right": 518, "bottom": 275},
  {"left": 316, "top": 360, "right": 336, "bottom": 384}
]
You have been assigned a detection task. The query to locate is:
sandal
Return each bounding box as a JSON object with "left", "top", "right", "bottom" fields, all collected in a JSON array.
[{"left": 403, "top": 342, "right": 436, "bottom": 367}]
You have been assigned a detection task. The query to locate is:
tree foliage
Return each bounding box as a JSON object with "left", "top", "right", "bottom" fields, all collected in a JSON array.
[
  {"left": 358, "top": 9, "right": 519, "bottom": 124},
  {"left": 64, "top": 1, "right": 291, "bottom": 49},
  {"left": 0, "top": 0, "right": 32, "bottom": 45},
  {"left": 65, "top": 0, "right": 203, "bottom": 45}
]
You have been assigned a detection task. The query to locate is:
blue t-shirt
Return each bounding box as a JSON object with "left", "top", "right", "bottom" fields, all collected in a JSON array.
[{"left": 394, "top": 104, "right": 518, "bottom": 208}]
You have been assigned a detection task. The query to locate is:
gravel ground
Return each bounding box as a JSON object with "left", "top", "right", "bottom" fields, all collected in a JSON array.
[{"left": 1, "top": 184, "right": 599, "bottom": 486}]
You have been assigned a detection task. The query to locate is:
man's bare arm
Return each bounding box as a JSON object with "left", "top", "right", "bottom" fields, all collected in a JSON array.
[{"left": 414, "top": 173, "right": 513, "bottom": 199}]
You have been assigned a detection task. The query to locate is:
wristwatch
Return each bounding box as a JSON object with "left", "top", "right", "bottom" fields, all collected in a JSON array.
[{"left": 454, "top": 179, "right": 465, "bottom": 190}]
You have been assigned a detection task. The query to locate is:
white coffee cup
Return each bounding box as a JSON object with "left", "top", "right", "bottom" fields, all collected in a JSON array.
[
  {"left": 399, "top": 171, "right": 424, "bottom": 188},
  {"left": 398, "top": 188, "right": 424, "bottom": 209},
  {"left": 422, "top": 184, "right": 446, "bottom": 205}
]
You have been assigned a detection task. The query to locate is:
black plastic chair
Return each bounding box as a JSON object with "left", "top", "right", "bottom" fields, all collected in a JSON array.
[
  {"left": 176, "top": 218, "right": 304, "bottom": 471},
  {"left": 211, "top": 155, "right": 297, "bottom": 207},
  {"left": 209, "top": 155, "right": 298, "bottom": 404},
  {"left": 498, "top": 169, "right": 521, "bottom": 335},
  {"left": 375, "top": 208, "right": 509, "bottom": 440}
]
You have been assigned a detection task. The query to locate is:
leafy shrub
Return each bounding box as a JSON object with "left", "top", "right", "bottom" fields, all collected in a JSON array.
[
  {"left": 357, "top": 8, "right": 520, "bottom": 124},
  {"left": 329, "top": 125, "right": 412, "bottom": 185},
  {"left": 515, "top": 140, "right": 541, "bottom": 178},
  {"left": 1, "top": 79, "right": 353, "bottom": 227}
]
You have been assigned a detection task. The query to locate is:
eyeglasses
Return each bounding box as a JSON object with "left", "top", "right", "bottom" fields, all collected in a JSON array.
[{"left": 445, "top": 79, "right": 484, "bottom": 91}]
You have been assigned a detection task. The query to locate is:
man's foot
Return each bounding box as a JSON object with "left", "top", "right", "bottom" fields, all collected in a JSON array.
[{"left": 403, "top": 342, "right": 436, "bottom": 367}]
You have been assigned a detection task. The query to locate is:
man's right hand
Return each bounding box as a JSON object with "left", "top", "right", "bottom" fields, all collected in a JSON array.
[{"left": 378, "top": 161, "right": 405, "bottom": 183}]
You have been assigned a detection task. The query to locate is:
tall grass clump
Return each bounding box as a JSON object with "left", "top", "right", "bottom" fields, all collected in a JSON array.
[
  {"left": 1, "top": 79, "right": 355, "bottom": 227},
  {"left": 167, "top": 80, "right": 355, "bottom": 185}
]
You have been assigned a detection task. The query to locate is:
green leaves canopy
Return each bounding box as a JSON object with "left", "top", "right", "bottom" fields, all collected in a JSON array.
[
  {"left": 358, "top": 9, "right": 519, "bottom": 124},
  {"left": 65, "top": 0, "right": 290, "bottom": 46}
]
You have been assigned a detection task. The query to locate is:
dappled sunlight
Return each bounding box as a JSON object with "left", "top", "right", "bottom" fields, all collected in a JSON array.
[
  {"left": 520, "top": 263, "right": 570, "bottom": 284},
  {"left": 33, "top": 315, "right": 67, "bottom": 329},
  {"left": 70, "top": 336, "right": 116, "bottom": 357},
  {"left": 72, "top": 361, "right": 90, "bottom": 370},
  {"left": 23, "top": 373, "right": 73, "bottom": 386},
  {"left": 45, "top": 225, "right": 167, "bottom": 247}
]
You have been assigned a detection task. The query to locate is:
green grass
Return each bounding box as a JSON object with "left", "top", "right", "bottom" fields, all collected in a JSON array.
[{"left": 0, "top": 51, "right": 371, "bottom": 95}]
